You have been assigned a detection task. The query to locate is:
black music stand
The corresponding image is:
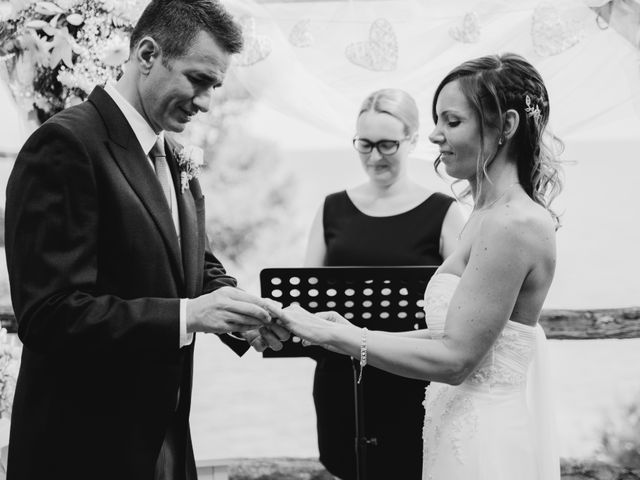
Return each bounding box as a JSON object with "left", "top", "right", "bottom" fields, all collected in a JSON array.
[{"left": 260, "top": 266, "right": 437, "bottom": 480}]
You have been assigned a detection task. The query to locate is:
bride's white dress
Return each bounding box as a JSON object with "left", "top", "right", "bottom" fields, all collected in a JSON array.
[{"left": 421, "top": 273, "right": 560, "bottom": 480}]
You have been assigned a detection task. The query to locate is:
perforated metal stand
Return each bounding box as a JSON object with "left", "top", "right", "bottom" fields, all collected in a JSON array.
[{"left": 260, "top": 266, "right": 437, "bottom": 480}]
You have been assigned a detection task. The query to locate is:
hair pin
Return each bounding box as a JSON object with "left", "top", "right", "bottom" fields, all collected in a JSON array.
[{"left": 524, "top": 94, "right": 541, "bottom": 122}]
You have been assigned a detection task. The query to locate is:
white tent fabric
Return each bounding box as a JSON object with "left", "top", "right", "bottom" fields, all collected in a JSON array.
[
  {"left": 2, "top": 0, "right": 639, "bottom": 155},
  {"left": 223, "top": 0, "right": 640, "bottom": 159}
]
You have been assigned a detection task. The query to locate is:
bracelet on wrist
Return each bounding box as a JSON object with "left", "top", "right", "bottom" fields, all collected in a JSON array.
[{"left": 358, "top": 327, "right": 368, "bottom": 384}]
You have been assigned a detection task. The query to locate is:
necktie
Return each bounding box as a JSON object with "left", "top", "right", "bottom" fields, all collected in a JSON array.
[{"left": 150, "top": 137, "right": 172, "bottom": 212}]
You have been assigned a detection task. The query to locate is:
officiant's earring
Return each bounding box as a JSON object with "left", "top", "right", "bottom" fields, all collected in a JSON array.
[{"left": 498, "top": 136, "right": 504, "bottom": 146}]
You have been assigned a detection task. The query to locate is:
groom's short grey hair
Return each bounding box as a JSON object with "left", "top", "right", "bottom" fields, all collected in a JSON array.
[{"left": 130, "top": 0, "right": 244, "bottom": 61}]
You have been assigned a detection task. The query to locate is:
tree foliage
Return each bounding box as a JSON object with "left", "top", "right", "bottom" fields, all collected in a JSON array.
[
  {"left": 177, "top": 73, "right": 299, "bottom": 291},
  {"left": 599, "top": 390, "right": 640, "bottom": 468}
]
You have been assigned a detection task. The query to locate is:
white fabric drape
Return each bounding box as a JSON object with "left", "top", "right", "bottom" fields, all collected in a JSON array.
[
  {"left": 222, "top": 0, "right": 640, "bottom": 159},
  {"left": 528, "top": 325, "right": 561, "bottom": 480}
]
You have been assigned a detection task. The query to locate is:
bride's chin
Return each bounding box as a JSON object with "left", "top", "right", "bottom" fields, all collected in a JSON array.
[
  {"left": 443, "top": 166, "right": 462, "bottom": 179},
  {"left": 442, "top": 165, "right": 472, "bottom": 182}
]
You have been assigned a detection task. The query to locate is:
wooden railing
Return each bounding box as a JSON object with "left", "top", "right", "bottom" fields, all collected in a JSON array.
[
  {"left": 2, "top": 305, "right": 639, "bottom": 479},
  {"left": 3, "top": 305, "right": 639, "bottom": 339},
  {"left": 201, "top": 457, "right": 640, "bottom": 480},
  {"left": 0, "top": 309, "right": 16, "bottom": 334},
  {"left": 539, "top": 307, "right": 640, "bottom": 340}
]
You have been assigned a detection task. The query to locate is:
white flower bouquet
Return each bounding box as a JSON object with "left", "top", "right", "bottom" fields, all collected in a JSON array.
[
  {"left": 0, "top": 328, "right": 20, "bottom": 420},
  {"left": 175, "top": 144, "right": 205, "bottom": 193},
  {"left": 0, "top": 0, "right": 145, "bottom": 122}
]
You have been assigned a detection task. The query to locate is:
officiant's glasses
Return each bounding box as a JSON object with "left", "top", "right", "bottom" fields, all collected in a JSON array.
[{"left": 352, "top": 136, "right": 410, "bottom": 155}]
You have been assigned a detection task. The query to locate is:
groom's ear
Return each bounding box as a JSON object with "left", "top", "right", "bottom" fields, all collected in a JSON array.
[{"left": 135, "top": 36, "right": 161, "bottom": 74}]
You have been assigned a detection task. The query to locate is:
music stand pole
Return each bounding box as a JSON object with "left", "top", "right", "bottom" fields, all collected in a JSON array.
[{"left": 352, "top": 358, "right": 371, "bottom": 480}]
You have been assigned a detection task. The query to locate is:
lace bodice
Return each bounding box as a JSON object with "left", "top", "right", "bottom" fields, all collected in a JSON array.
[
  {"left": 421, "top": 274, "right": 559, "bottom": 479},
  {"left": 424, "top": 273, "right": 538, "bottom": 390}
]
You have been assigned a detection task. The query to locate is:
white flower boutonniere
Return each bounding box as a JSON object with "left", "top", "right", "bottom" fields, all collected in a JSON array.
[{"left": 175, "top": 145, "right": 204, "bottom": 194}]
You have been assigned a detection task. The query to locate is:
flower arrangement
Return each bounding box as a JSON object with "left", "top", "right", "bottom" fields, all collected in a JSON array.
[
  {"left": 174, "top": 144, "right": 204, "bottom": 193},
  {"left": 0, "top": 328, "right": 20, "bottom": 419},
  {"left": 0, "top": 0, "right": 146, "bottom": 123}
]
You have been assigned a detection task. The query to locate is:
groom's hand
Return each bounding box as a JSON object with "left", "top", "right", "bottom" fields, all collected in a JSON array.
[
  {"left": 242, "top": 324, "right": 291, "bottom": 352},
  {"left": 186, "top": 286, "right": 272, "bottom": 334}
]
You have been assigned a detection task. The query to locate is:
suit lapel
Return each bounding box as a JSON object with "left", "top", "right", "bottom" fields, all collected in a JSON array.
[
  {"left": 88, "top": 87, "right": 185, "bottom": 289},
  {"left": 166, "top": 139, "right": 199, "bottom": 298}
]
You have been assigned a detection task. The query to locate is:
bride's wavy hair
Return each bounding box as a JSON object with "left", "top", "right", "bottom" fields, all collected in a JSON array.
[{"left": 432, "top": 53, "right": 564, "bottom": 226}]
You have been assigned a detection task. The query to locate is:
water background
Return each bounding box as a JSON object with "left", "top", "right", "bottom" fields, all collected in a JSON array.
[
  {"left": 1, "top": 139, "right": 638, "bottom": 462},
  {"left": 190, "top": 143, "right": 640, "bottom": 462}
]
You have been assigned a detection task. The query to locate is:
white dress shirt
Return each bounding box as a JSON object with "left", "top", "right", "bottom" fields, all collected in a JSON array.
[{"left": 104, "top": 84, "right": 192, "bottom": 347}]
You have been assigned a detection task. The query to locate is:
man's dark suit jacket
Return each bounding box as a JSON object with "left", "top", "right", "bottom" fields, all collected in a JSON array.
[{"left": 4, "top": 86, "right": 248, "bottom": 480}]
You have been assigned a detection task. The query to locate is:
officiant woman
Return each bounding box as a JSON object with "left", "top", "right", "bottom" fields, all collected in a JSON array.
[{"left": 304, "top": 88, "right": 465, "bottom": 480}]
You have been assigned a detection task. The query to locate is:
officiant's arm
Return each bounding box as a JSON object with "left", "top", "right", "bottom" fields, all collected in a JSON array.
[
  {"left": 281, "top": 215, "right": 551, "bottom": 385},
  {"left": 303, "top": 203, "right": 327, "bottom": 266}
]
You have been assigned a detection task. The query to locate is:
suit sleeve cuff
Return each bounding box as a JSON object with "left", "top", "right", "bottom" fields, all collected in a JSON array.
[{"left": 180, "top": 298, "right": 194, "bottom": 348}]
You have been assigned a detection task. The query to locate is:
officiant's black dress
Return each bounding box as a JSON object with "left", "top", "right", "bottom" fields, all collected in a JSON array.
[{"left": 315, "top": 190, "right": 455, "bottom": 480}]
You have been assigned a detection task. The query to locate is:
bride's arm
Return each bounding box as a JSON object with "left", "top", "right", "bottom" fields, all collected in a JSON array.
[
  {"left": 380, "top": 329, "right": 435, "bottom": 339},
  {"left": 281, "top": 214, "right": 551, "bottom": 385}
]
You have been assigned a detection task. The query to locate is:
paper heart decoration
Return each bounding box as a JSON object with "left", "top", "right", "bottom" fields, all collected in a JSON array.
[
  {"left": 234, "top": 16, "right": 272, "bottom": 67},
  {"left": 450, "top": 12, "right": 481, "bottom": 43},
  {"left": 289, "top": 19, "right": 314, "bottom": 48},
  {"left": 345, "top": 18, "right": 398, "bottom": 72},
  {"left": 531, "top": 3, "right": 583, "bottom": 56}
]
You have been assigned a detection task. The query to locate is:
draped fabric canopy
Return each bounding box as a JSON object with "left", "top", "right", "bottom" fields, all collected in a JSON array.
[
  {"left": 223, "top": 0, "right": 640, "bottom": 158},
  {"left": 2, "top": 0, "right": 639, "bottom": 155}
]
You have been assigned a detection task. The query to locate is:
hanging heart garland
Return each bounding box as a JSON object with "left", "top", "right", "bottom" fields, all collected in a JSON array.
[
  {"left": 450, "top": 12, "right": 481, "bottom": 43},
  {"left": 234, "top": 16, "right": 272, "bottom": 67},
  {"left": 531, "top": 3, "right": 583, "bottom": 56},
  {"left": 345, "top": 18, "right": 398, "bottom": 72},
  {"left": 289, "top": 19, "right": 314, "bottom": 48}
]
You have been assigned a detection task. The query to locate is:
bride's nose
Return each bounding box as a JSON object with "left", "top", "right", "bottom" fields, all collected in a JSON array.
[{"left": 428, "top": 126, "right": 444, "bottom": 145}]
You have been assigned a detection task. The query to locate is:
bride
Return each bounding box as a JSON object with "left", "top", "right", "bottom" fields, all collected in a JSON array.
[{"left": 272, "top": 53, "right": 562, "bottom": 479}]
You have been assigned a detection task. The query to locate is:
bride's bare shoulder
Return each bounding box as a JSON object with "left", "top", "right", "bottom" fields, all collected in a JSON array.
[{"left": 477, "top": 199, "right": 556, "bottom": 253}]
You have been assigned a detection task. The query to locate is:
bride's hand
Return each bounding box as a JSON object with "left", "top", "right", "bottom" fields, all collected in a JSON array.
[
  {"left": 299, "top": 310, "right": 355, "bottom": 349},
  {"left": 276, "top": 305, "right": 345, "bottom": 348},
  {"left": 316, "top": 310, "right": 352, "bottom": 327}
]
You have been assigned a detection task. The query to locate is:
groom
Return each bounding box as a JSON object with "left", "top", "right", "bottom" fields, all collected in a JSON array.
[{"left": 3, "top": 1, "right": 287, "bottom": 479}]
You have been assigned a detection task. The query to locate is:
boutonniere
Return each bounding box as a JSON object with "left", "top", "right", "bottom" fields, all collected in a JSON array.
[{"left": 174, "top": 145, "right": 204, "bottom": 194}]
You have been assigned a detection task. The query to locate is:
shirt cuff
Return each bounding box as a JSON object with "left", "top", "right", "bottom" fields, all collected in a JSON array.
[{"left": 180, "top": 299, "right": 194, "bottom": 348}]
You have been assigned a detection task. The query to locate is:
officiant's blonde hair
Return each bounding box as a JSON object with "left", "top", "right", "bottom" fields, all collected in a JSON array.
[{"left": 359, "top": 89, "right": 419, "bottom": 136}]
